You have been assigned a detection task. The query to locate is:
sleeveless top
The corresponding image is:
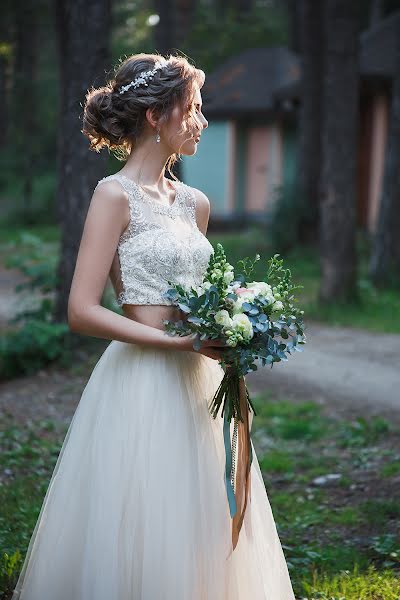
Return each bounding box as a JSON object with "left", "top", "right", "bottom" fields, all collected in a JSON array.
[{"left": 94, "top": 173, "right": 214, "bottom": 307}]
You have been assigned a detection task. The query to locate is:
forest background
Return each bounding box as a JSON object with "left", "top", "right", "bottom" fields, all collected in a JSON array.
[{"left": 1, "top": 1, "right": 400, "bottom": 599}]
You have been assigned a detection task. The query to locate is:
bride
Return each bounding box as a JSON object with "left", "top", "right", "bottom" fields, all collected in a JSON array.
[{"left": 12, "top": 52, "right": 296, "bottom": 599}]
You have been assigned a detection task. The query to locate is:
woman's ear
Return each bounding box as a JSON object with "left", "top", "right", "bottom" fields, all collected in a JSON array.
[{"left": 145, "top": 106, "right": 159, "bottom": 129}]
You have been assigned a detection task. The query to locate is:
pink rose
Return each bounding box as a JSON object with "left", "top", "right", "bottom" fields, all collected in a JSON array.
[{"left": 235, "top": 287, "right": 248, "bottom": 295}]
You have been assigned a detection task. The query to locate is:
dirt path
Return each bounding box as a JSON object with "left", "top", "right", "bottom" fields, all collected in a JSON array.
[
  {"left": 246, "top": 321, "right": 400, "bottom": 423},
  {"left": 1, "top": 321, "right": 400, "bottom": 428}
]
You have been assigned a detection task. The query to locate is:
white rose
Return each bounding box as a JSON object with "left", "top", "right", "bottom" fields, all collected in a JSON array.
[
  {"left": 231, "top": 313, "right": 254, "bottom": 340},
  {"left": 247, "top": 281, "right": 274, "bottom": 300},
  {"left": 214, "top": 310, "right": 233, "bottom": 329}
]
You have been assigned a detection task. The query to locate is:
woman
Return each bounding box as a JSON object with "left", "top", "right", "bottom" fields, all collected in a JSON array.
[{"left": 12, "top": 53, "right": 295, "bottom": 599}]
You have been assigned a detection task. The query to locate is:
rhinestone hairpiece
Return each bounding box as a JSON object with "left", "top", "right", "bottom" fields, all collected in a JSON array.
[{"left": 118, "top": 60, "right": 168, "bottom": 95}]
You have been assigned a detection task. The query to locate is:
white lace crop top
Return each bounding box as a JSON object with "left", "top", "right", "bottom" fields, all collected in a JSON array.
[{"left": 94, "top": 173, "right": 214, "bottom": 307}]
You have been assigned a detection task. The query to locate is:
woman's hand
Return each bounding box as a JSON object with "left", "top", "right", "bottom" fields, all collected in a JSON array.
[{"left": 171, "top": 332, "right": 230, "bottom": 361}]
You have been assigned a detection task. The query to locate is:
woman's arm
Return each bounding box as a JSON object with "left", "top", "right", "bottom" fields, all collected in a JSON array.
[{"left": 67, "top": 181, "right": 174, "bottom": 350}]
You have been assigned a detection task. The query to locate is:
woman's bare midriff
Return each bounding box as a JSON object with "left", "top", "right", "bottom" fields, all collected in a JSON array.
[{"left": 121, "top": 304, "right": 187, "bottom": 332}]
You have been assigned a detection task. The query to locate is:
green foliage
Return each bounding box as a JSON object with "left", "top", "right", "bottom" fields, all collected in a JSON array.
[
  {"left": 0, "top": 419, "right": 65, "bottom": 595},
  {"left": 381, "top": 460, "right": 400, "bottom": 478},
  {"left": 4, "top": 232, "right": 58, "bottom": 295},
  {"left": 260, "top": 449, "right": 294, "bottom": 474},
  {"left": 0, "top": 319, "right": 71, "bottom": 379},
  {"left": 0, "top": 550, "right": 23, "bottom": 598},
  {"left": 0, "top": 231, "right": 72, "bottom": 380},
  {"left": 182, "top": 2, "right": 288, "bottom": 73},
  {"left": 301, "top": 563, "right": 400, "bottom": 599},
  {"left": 1, "top": 172, "right": 57, "bottom": 228},
  {"left": 369, "top": 533, "right": 400, "bottom": 568},
  {"left": 336, "top": 417, "right": 390, "bottom": 448},
  {"left": 249, "top": 393, "right": 400, "bottom": 596}
]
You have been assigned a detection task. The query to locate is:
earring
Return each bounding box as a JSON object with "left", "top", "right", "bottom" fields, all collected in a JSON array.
[{"left": 156, "top": 129, "right": 161, "bottom": 143}]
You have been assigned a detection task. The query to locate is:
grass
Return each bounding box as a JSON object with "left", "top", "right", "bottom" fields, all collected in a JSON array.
[
  {"left": 0, "top": 418, "right": 68, "bottom": 597},
  {"left": 301, "top": 563, "right": 400, "bottom": 599},
  {"left": 249, "top": 393, "right": 400, "bottom": 597}
]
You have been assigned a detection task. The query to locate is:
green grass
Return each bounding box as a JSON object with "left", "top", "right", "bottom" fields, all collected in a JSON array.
[
  {"left": 249, "top": 394, "right": 400, "bottom": 597},
  {"left": 0, "top": 418, "right": 67, "bottom": 596},
  {"left": 0, "top": 419, "right": 66, "bottom": 554},
  {"left": 0, "top": 224, "right": 60, "bottom": 246},
  {"left": 302, "top": 563, "right": 400, "bottom": 599},
  {"left": 381, "top": 460, "right": 400, "bottom": 478}
]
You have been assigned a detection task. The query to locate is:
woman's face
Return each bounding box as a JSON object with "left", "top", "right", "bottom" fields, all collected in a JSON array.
[{"left": 161, "top": 84, "right": 208, "bottom": 156}]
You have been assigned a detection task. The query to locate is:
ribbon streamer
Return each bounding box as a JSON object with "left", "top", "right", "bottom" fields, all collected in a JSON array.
[{"left": 223, "top": 375, "right": 254, "bottom": 554}]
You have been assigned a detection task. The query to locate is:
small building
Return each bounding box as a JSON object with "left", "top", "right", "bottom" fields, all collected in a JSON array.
[
  {"left": 180, "top": 12, "right": 399, "bottom": 233},
  {"left": 181, "top": 46, "right": 300, "bottom": 228}
]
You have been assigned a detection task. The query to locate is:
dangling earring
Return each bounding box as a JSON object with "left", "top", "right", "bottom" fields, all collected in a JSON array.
[{"left": 156, "top": 129, "right": 161, "bottom": 143}]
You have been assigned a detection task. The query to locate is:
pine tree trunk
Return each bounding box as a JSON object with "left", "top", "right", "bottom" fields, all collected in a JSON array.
[
  {"left": 153, "top": 0, "right": 175, "bottom": 55},
  {"left": 285, "top": 0, "right": 301, "bottom": 53},
  {"left": 53, "top": 0, "right": 111, "bottom": 323},
  {"left": 0, "top": 1, "right": 13, "bottom": 148},
  {"left": 296, "top": 0, "right": 324, "bottom": 244},
  {"left": 173, "top": 0, "right": 196, "bottom": 53},
  {"left": 369, "top": 0, "right": 384, "bottom": 27},
  {"left": 13, "top": 0, "right": 38, "bottom": 221},
  {"left": 369, "top": 18, "right": 400, "bottom": 286},
  {"left": 319, "top": 0, "right": 359, "bottom": 303}
]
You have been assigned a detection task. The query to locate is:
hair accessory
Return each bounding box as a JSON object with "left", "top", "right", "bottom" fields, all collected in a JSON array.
[{"left": 119, "top": 60, "right": 168, "bottom": 95}]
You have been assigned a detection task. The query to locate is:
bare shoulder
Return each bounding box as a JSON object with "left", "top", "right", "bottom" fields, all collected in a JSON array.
[
  {"left": 184, "top": 184, "right": 210, "bottom": 235},
  {"left": 93, "top": 177, "right": 129, "bottom": 206},
  {"left": 90, "top": 177, "right": 131, "bottom": 227}
]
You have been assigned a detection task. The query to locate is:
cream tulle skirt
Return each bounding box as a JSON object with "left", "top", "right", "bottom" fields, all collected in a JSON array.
[{"left": 12, "top": 340, "right": 295, "bottom": 599}]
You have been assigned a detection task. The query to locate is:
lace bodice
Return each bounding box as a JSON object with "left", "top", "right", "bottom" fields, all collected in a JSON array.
[{"left": 94, "top": 173, "right": 214, "bottom": 307}]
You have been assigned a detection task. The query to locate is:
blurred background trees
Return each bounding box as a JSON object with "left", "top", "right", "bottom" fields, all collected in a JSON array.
[{"left": 0, "top": 0, "right": 399, "bottom": 331}]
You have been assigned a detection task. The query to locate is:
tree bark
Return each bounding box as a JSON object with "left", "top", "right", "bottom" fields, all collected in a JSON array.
[
  {"left": 53, "top": 0, "right": 111, "bottom": 323},
  {"left": 319, "top": 0, "right": 359, "bottom": 303},
  {"left": 13, "top": 0, "right": 38, "bottom": 220},
  {"left": 174, "top": 0, "right": 196, "bottom": 49},
  {"left": 369, "top": 0, "right": 384, "bottom": 27},
  {"left": 285, "top": 0, "right": 301, "bottom": 53},
  {"left": 296, "top": 0, "right": 324, "bottom": 244},
  {"left": 234, "top": 0, "right": 254, "bottom": 15},
  {"left": 0, "top": 0, "right": 13, "bottom": 148},
  {"left": 153, "top": 0, "right": 175, "bottom": 55},
  {"left": 369, "top": 17, "right": 400, "bottom": 286}
]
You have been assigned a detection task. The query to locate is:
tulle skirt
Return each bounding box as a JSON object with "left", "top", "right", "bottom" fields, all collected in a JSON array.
[{"left": 12, "top": 339, "right": 295, "bottom": 599}]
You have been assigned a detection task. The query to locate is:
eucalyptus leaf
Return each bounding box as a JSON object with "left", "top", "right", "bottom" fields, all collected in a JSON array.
[
  {"left": 187, "top": 316, "right": 205, "bottom": 324},
  {"left": 177, "top": 303, "right": 191, "bottom": 313},
  {"left": 193, "top": 336, "right": 202, "bottom": 351}
]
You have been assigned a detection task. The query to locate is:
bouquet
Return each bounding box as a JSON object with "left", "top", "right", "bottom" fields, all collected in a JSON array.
[{"left": 162, "top": 243, "right": 306, "bottom": 550}]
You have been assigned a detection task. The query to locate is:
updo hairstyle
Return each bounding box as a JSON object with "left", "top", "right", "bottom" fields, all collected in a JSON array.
[{"left": 82, "top": 52, "right": 205, "bottom": 167}]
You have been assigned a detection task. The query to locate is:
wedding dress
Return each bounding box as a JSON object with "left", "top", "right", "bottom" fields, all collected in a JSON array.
[{"left": 11, "top": 173, "right": 296, "bottom": 599}]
